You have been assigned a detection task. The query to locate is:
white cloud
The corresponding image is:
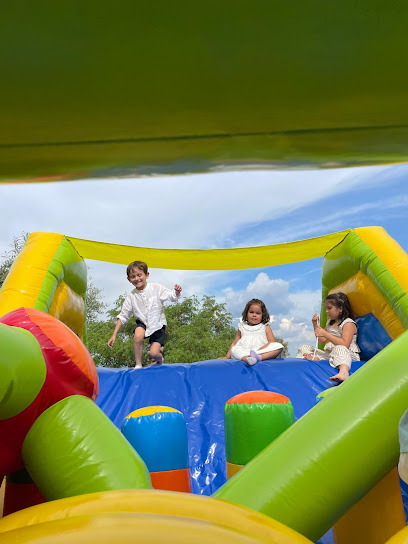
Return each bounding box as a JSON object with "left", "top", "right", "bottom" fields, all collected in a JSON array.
[
  {"left": 0, "top": 164, "right": 394, "bottom": 256},
  {"left": 224, "top": 272, "right": 293, "bottom": 318},
  {"left": 287, "top": 289, "right": 322, "bottom": 322},
  {"left": 274, "top": 194, "right": 408, "bottom": 244},
  {"left": 273, "top": 317, "right": 314, "bottom": 356},
  {"left": 2, "top": 164, "right": 407, "bottom": 358},
  {"left": 274, "top": 289, "right": 322, "bottom": 355}
]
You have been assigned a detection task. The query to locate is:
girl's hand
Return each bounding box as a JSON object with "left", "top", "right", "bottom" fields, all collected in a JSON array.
[
  {"left": 312, "top": 314, "right": 319, "bottom": 329},
  {"left": 218, "top": 356, "right": 230, "bottom": 359},
  {"left": 314, "top": 326, "right": 326, "bottom": 338}
]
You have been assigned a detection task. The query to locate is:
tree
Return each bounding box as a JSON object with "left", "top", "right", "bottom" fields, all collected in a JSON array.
[
  {"left": 164, "top": 295, "right": 237, "bottom": 364},
  {"left": 165, "top": 295, "right": 289, "bottom": 359},
  {"left": 85, "top": 274, "right": 107, "bottom": 326},
  {"left": 88, "top": 295, "right": 238, "bottom": 368},
  {"left": 0, "top": 233, "right": 29, "bottom": 289},
  {"left": 87, "top": 294, "right": 136, "bottom": 367},
  {"left": 87, "top": 293, "right": 289, "bottom": 367},
  {"left": 277, "top": 337, "right": 289, "bottom": 358}
]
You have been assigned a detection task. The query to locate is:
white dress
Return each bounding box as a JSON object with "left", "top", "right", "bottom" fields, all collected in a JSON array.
[{"left": 230, "top": 320, "right": 284, "bottom": 360}]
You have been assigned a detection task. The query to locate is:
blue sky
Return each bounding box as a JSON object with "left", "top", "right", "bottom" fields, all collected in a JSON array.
[{"left": 1, "top": 163, "right": 407, "bottom": 355}]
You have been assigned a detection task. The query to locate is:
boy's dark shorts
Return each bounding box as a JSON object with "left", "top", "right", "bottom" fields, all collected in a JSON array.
[{"left": 135, "top": 319, "right": 166, "bottom": 346}]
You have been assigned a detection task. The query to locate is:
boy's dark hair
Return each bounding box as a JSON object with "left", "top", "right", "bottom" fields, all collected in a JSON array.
[
  {"left": 324, "top": 292, "right": 356, "bottom": 325},
  {"left": 242, "top": 298, "right": 270, "bottom": 324},
  {"left": 127, "top": 260, "right": 148, "bottom": 277}
]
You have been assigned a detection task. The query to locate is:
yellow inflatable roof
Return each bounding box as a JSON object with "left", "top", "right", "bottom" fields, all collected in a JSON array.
[
  {"left": 67, "top": 230, "right": 349, "bottom": 269},
  {"left": 1, "top": 1, "right": 408, "bottom": 182}
]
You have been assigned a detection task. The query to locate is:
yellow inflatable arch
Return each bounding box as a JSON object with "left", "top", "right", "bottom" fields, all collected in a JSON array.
[{"left": 1, "top": 226, "right": 408, "bottom": 544}]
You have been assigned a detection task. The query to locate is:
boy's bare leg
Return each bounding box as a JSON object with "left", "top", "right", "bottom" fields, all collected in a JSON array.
[
  {"left": 149, "top": 342, "right": 164, "bottom": 364},
  {"left": 330, "top": 364, "right": 350, "bottom": 382},
  {"left": 133, "top": 327, "right": 145, "bottom": 368},
  {"left": 149, "top": 347, "right": 164, "bottom": 365}
]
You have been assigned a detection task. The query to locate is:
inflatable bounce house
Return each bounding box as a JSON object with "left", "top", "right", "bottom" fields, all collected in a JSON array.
[
  {"left": 0, "top": 227, "right": 408, "bottom": 544},
  {"left": 1, "top": 1, "right": 408, "bottom": 543}
]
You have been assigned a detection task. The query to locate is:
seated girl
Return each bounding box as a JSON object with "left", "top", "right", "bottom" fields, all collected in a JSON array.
[
  {"left": 220, "top": 298, "right": 283, "bottom": 366},
  {"left": 296, "top": 292, "right": 360, "bottom": 382}
]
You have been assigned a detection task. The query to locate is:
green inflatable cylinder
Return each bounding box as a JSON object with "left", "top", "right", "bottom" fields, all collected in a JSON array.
[
  {"left": 0, "top": 323, "right": 46, "bottom": 420},
  {"left": 225, "top": 391, "right": 295, "bottom": 466},
  {"left": 22, "top": 395, "right": 151, "bottom": 500},
  {"left": 214, "top": 331, "right": 408, "bottom": 542}
]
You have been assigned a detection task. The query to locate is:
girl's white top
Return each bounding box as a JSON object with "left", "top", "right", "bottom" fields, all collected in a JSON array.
[
  {"left": 236, "top": 320, "right": 269, "bottom": 350},
  {"left": 325, "top": 317, "right": 360, "bottom": 354}
]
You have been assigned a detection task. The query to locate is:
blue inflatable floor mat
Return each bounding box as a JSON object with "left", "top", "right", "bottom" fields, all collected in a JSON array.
[{"left": 96, "top": 357, "right": 366, "bottom": 496}]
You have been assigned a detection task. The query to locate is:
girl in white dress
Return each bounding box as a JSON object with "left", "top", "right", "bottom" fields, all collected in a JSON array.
[
  {"left": 296, "top": 292, "right": 360, "bottom": 382},
  {"left": 221, "top": 299, "right": 284, "bottom": 366}
]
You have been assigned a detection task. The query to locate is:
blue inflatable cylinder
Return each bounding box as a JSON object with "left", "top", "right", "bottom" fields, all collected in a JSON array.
[{"left": 121, "top": 406, "right": 191, "bottom": 492}]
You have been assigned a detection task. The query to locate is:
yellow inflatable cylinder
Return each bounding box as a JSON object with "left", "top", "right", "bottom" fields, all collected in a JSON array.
[{"left": 0, "top": 489, "right": 313, "bottom": 544}]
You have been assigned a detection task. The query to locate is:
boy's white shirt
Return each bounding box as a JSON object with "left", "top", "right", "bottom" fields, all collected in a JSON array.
[{"left": 117, "top": 282, "right": 179, "bottom": 337}]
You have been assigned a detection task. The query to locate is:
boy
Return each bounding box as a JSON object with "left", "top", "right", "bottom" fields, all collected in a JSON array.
[{"left": 107, "top": 260, "right": 182, "bottom": 368}]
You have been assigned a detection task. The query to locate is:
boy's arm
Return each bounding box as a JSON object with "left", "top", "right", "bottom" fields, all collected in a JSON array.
[
  {"left": 174, "top": 284, "right": 182, "bottom": 297},
  {"left": 158, "top": 283, "right": 182, "bottom": 302},
  {"left": 108, "top": 319, "right": 123, "bottom": 347},
  {"left": 108, "top": 294, "right": 133, "bottom": 347},
  {"left": 117, "top": 293, "right": 133, "bottom": 324}
]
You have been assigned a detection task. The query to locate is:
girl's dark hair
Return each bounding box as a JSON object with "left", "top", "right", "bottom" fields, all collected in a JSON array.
[
  {"left": 242, "top": 298, "right": 270, "bottom": 324},
  {"left": 324, "top": 292, "right": 356, "bottom": 325}
]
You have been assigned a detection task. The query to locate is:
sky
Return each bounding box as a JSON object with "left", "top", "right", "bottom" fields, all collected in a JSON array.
[{"left": 1, "top": 163, "right": 408, "bottom": 356}]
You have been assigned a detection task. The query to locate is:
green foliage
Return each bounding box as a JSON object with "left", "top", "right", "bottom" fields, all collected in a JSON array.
[
  {"left": 0, "top": 233, "right": 29, "bottom": 289},
  {"left": 277, "top": 336, "right": 289, "bottom": 358},
  {"left": 164, "top": 295, "right": 237, "bottom": 364},
  {"left": 87, "top": 319, "right": 135, "bottom": 367},
  {"left": 87, "top": 293, "right": 290, "bottom": 367},
  {"left": 87, "top": 294, "right": 137, "bottom": 367},
  {"left": 85, "top": 274, "right": 107, "bottom": 325},
  {"left": 88, "top": 294, "right": 238, "bottom": 368}
]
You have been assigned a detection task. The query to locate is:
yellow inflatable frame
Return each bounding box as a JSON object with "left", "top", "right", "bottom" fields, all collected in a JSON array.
[{"left": 1, "top": 226, "right": 408, "bottom": 544}]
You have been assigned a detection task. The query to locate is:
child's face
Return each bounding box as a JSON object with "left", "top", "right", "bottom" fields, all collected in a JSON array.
[
  {"left": 247, "top": 304, "right": 263, "bottom": 325},
  {"left": 325, "top": 301, "right": 342, "bottom": 322},
  {"left": 128, "top": 267, "right": 149, "bottom": 290}
]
